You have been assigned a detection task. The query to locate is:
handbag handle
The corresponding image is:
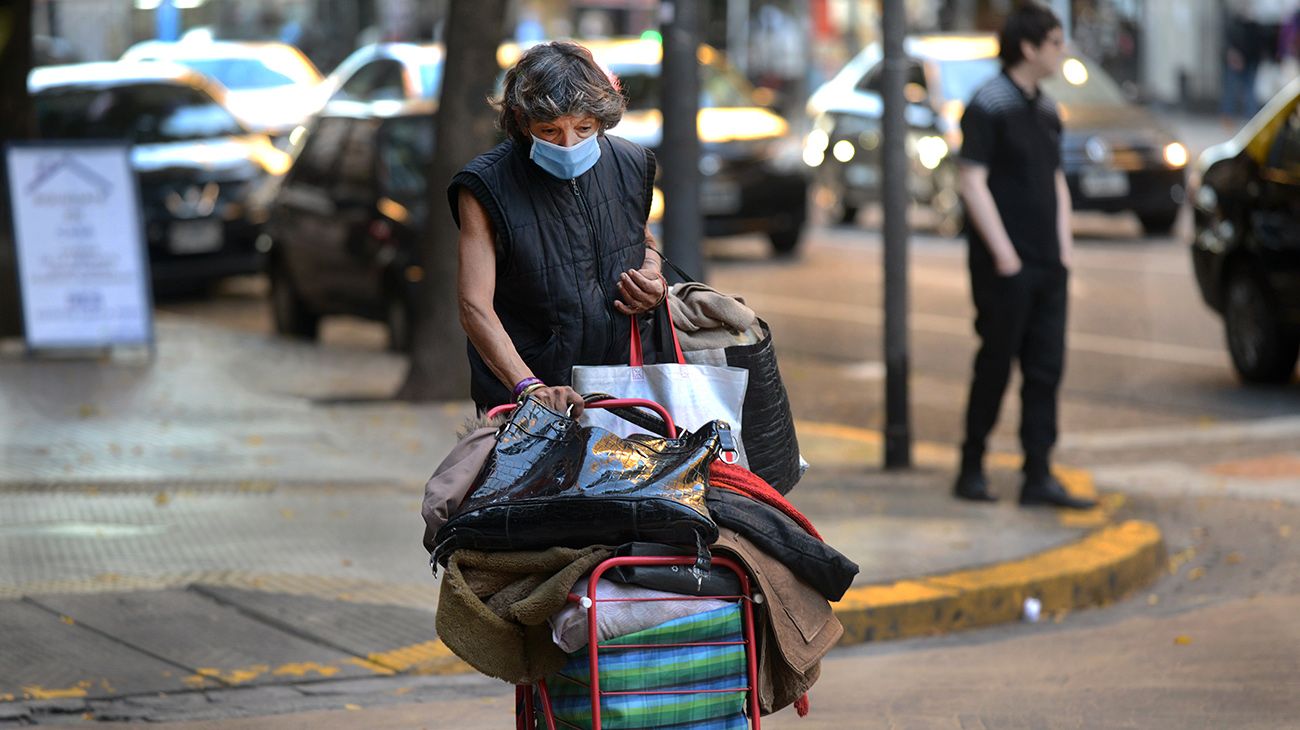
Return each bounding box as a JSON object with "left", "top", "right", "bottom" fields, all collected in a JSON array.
[
  {"left": 629, "top": 300, "right": 685, "bottom": 366},
  {"left": 485, "top": 397, "right": 678, "bottom": 438},
  {"left": 658, "top": 255, "right": 699, "bottom": 285}
]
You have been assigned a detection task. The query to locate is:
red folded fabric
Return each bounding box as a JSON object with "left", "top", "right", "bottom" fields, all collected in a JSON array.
[{"left": 707, "top": 461, "right": 822, "bottom": 541}]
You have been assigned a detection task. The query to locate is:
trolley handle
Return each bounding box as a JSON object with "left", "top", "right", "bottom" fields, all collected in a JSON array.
[{"left": 487, "top": 397, "right": 677, "bottom": 439}]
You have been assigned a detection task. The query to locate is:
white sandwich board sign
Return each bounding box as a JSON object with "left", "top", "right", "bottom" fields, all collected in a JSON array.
[{"left": 4, "top": 143, "right": 153, "bottom": 350}]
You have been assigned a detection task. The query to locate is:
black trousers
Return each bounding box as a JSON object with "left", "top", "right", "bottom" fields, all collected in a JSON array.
[{"left": 960, "top": 264, "right": 1068, "bottom": 481}]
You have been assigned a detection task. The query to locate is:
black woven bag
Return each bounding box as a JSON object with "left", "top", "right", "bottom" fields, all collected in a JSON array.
[
  {"left": 722, "top": 318, "right": 802, "bottom": 494},
  {"left": 657, "top": 260, "right": 803, "bottom": 494}
]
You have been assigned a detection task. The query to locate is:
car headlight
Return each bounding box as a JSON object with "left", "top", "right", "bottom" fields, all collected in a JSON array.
[
  {"left": 1163, "top": 142, "right": 1189, "bottom": 168},
  {"left": 803, "top": 129, "right": 829, "bottom": 168},
  {"left": 832, "top": 139, "right": 855, "bottom": 163},
  {"left": 915, "top": 135, "right": 949, "bottom": 170}
]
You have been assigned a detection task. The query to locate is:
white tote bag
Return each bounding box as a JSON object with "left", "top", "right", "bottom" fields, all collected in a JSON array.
[{"left": 572, "top": 311, "right": 751, "bottom": 466}]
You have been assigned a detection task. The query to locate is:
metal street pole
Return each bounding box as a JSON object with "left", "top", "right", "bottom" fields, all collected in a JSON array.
[
  {"left": 880, "top": 0, "right": 911, "bottom": 469},
  {"left": 660, "top": 0, "right": 706, "bottom": 280}
]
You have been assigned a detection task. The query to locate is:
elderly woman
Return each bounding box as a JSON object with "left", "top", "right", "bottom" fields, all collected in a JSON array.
[{"left": 449, "top": 41, "right": 665, "bottom": 414}]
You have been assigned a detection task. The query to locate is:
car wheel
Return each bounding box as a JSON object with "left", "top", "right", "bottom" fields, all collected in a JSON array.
[
  {"left": 768, "top": 227, "right": 803, "bottom": 257},
  {"left": 385, "top": 291, "right": 413, "bottom": 353},
  {"left": 1224, "top": 267, "right": 1300, "bottom": 384},
  {"left": 270, "top": 260, "right": 319, "bottom": 340},
  {"left": 1138, "top": 208, "right": 1180, "bottom": 237}
]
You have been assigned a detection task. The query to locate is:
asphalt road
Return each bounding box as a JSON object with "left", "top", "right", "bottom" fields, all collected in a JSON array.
[
  {"left": 144, "top": 209, "right": 1300, "bottom": 729},
  {"left": 163, "top": 207, "right": 1300, "bottom": 460}
]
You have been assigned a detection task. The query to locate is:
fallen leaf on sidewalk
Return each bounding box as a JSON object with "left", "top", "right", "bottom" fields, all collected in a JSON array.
[
  {"left": 1147, "top": 594, "right": 1160, "bottom": 606},
  {"left": 1226, "top": 552, "right": 1244, "bottom": 565},
  {"left": 61, "top": 615, "right": 75, "bottom": 625},
  {"left": 154, "top": 492, "right": 170, "bottom": 507},
  {"left": 1280, "top": 525, "right": 1293, "bottom": 539},
  {"left": 280, "top": 509, "right": 295, "bottom": 520},
  {"left": 1174, "top": 635, "right": 1193, "bottom": 646},
  {"left": 1186, "top": 567, "right": 1206, "bottom": 582},
  {"left": 246, "top": 435, "right": 264, "bottom": 447},
  {"left": 344, "top": 704, "right": 362, "bottom": 711},
  {"left": 1168, "top": 547, "right": 1196, "bottom": 575},
  {"left": 78, "top": 404, "right": 99, "bottom": 418}
]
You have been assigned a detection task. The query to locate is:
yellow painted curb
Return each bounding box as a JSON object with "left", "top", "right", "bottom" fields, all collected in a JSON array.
[
  {"left": 833, "top": 520, "right": 1166, "bottom": 644},
  {"left": 370, "top": 521, "right": 1163, "bottom": 675}
]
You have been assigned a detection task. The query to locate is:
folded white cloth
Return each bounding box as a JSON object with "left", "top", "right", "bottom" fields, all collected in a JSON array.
[{"left": 549, "top": 578, "right": 732, "bottom": 653}]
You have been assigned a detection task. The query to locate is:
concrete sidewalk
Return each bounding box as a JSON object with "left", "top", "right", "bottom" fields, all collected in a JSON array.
[{"left": 0, "top": 317, "right": 1163, "bottom": 725}]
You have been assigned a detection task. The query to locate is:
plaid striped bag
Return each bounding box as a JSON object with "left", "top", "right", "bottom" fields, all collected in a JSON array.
[{"left": 543, "top": 604, "right": 749, "bottom": 729}]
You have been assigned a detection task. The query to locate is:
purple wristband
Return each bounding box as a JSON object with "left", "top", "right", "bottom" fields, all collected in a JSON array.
[{"left": 512, "top": 377, "right": 543, "bottom": 398}]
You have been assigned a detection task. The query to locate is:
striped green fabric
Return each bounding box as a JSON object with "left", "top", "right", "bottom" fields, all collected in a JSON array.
[{"left": 542, "top": 604, "right": 750, "bottom": 729}]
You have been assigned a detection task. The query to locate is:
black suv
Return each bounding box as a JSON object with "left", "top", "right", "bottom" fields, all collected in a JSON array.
[
  {"left": 1191, "top": 82, "right": 1300, "bottom": 383},
  {"left": 29, "top": 62, "right": 289, "bottom": 288},
  {"left": 263, "top": 101, "right": 432, "bottom": 350}
]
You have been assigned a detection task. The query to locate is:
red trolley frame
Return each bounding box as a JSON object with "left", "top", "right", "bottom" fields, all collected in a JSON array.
[{"left": 516, "top": 554, "right": 763, "bottom": 730}]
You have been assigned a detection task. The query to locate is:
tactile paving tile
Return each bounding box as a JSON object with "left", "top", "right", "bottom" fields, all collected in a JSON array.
[
  {"left": 0, "top": 599, "right": 215, "bottom": 700},
  {"left": 192, "top": 586, "right": 437, "bottom": 664},
  {"left": 27, "top": 589, "right": 384, "bottom": 687}
]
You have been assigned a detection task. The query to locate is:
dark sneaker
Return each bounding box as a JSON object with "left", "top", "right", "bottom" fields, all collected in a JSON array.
[
  {"left": 1019, "top": 475, "right": 1098, "bottom": 509},
  {"left": 953, "top": 472, "right": 997, "bottom": 502}
]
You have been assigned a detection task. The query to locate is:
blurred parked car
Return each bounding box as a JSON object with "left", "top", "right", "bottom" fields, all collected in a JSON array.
[
  {"left": 320, "top": 39, "right": 807, "bottom": 256},
  {"left": 262, "top": 101, "right": 432, "bottom": 350},
  {"left": 319, "top": 42, "right": 443, "bottom": 105},
  {"left": 586, "top": 39, "right": 809, "bottom": 255},
  {"left": 121, "top": 40, "right": 322, "bottom": 146},
  {"left": 806, "top": 34, "right": 1189, "bottom": 236},
  {"left": 1190, "top": 79, "right": 1300, "bottom": 383},
  {"left": 29, "top": 62, "right": 292, "bottom": 287}
]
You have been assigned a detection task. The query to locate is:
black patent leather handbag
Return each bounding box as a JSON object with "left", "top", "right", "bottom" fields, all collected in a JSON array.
[{"left": 431, "top": 396, "right": 732, "bottom": 569}]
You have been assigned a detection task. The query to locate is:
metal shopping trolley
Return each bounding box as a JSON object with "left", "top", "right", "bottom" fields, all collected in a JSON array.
[
  {"left": 516, "top": 553, "right": 762, "bottom": 730},
  {"left": 482, "top": 398, "right": 763, "bottom": 730}
]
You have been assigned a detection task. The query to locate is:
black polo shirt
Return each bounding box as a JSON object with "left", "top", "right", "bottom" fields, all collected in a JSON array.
[{"left": 959, "top": 70, "right": 1062, "bottom": 269}]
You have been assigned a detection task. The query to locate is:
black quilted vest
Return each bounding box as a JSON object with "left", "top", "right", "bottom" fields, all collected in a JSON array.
[{"left": 448, "top": 134, "right": 657, "bottom": 408}]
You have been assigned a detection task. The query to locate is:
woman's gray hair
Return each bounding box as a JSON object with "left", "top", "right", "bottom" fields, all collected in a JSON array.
[{"left": 494, "top": 41, "right": 626, "bottom": 145}]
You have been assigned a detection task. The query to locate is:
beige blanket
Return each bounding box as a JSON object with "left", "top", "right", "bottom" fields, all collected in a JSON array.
[
  {"left": 435, "top": 545, "right": 614, "bottom": 683},
  {"left": 668, "top": 282, "right": 763, "bottom": 351}
]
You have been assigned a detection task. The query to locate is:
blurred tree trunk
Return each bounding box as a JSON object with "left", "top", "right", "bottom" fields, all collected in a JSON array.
[
  {"left": 396, "top": 0, "right": 507, "bottom": 401},
  {"left": 0, "top": 0, "right": 34, "bottom": 337}
]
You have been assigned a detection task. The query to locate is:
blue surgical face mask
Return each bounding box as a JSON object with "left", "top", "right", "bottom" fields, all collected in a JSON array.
[{"left": 529, "top": 132, "right": 601, "bottom": 180}]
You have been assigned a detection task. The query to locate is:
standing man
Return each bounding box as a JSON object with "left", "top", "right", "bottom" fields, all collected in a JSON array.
[{"left": 952, "top": 3, "right": 1095, "bottom": 509}]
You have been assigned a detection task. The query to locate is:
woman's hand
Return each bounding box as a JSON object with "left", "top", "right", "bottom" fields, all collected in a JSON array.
[
  {"left": 614, "top": 268, "right": 666, "bottom": 315},
  {"left": 527, "top": 385, "right": 585, "bottom": 417}
]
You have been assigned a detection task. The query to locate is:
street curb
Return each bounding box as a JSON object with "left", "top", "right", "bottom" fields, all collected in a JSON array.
[
  {"left": 402, "top": 520, "right": 1165, "bottom": 675},
  {"left": 832, "top": 519, "right": 1166, "bottom": 644}
]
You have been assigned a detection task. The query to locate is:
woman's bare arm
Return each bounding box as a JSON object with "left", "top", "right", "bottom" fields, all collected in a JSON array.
[{"left": 457, "top": 188, "right": 582, "bottom": 413}]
